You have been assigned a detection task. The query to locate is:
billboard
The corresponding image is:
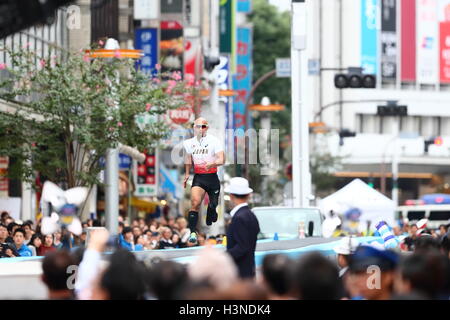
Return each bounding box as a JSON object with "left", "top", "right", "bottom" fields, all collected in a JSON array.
[
  {"left": 381, "top": 0, "right": 397, "bottom": 81},
  {"left": 361, "top": 0, "right": 379, "bottom": 74},
  {"left": 439, "top": 0, "right": 450, "bottom": 82},
  {"left": 401, "top": 0, "right": 416, "bottom": 82},
  {"left": 134, "top": 28, "right": 158, "bottom": 78},
  {"left": 232, "top": 27, "right": 252, "bottom": 131},
  {"left": 417, "top": 0, "right": 439, "bottom": 84}
]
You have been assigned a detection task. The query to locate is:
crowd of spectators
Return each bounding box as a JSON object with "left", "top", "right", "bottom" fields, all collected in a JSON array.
[
  {"left": 2, "top": 209, "right": 450, "bottom": 300},
  {"left": 0, "top": 210, "right": 225, "bottom": 258}
]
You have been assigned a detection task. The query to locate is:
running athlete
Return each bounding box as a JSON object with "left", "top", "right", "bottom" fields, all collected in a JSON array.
[{"left": 183, "top": 117, "right": 225, "bottom": 243}]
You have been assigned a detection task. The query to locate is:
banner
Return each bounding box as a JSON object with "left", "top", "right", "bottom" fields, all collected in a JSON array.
[
  {"left": 134, "top": 28, "right": 158, "bottom": 78},
  {"left": 417, "top": 0, "right": 439, "bottom": 84},
  {"left": 401, "top": 0, "right": 416, "bottom": 81},
  {"left": 232, "top": 27, "right": 252, "bottom": 131},
  {"left": 381, "top": 0, "right": 397, "bottom": 81},
  {"left": 361, "top": 0, "right": 379, "bottom": 74},
  {"left": 0, "top": 157, "right": 8, "bottom": 198},
  {"left": 160, "top": 21, "right": 184, "bottom": 76}
]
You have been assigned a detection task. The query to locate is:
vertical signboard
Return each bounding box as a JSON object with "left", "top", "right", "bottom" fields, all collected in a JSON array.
[
  {"left": 401, "top": 0, "right": 416, "bottom": 82},
  {"left": 0, "top": 157, "right": 8, "bottom": 198},
  {"left": 237, "top": 0, "right": 251, "bottom": 13},
  {"left": 232, "top": 27, "right": 252, "bottom": 131},
  {"left": 417, "top": 0, "right": 439, "bottom": 84},
  {"left": 381, "top": 0, "right": 397, "bottom": 81},
  {"left": 216, "top": 55, "right": 232, "bottom": 153},
  {"left": 361, "top": 0, "right": 379, "bottom": 74},
  {"left": 135, "top": 152, "right": 158, "bottom": 197},
  {"left": 220, "top": 0, "right": 233, "bottom": 53},
  {"left": 160, "top": 21, "right": 184, "bottom": 75},
  {"left": 439, "top": 0, "right": 450, "bottom": 82},
  {"left": 135, "top": 28, "right": 158, "bottom": 77}
]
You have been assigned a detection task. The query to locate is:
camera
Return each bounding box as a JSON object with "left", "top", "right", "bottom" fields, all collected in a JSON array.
[{"left": 0, "top": 242, "right": 20, "bottom": 258}]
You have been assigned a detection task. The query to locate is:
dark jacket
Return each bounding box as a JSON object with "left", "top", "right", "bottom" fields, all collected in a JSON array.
[{"left": 226, "top": 205, "right": 260, "bottom": 278}]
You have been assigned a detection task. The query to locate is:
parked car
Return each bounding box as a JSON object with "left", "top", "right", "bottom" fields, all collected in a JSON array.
[{"left": 252, "top": 206, "right": 323, "bottom": 240}]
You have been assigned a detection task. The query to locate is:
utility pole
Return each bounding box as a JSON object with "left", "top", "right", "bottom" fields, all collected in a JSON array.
[{"left": 291, "top": 0, "right": 311, "bottom": 207}]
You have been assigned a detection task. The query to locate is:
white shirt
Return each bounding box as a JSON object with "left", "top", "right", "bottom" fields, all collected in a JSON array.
[
  {"left": 183, "top": 134, "right": 223, "bottom": 174},
  {"left": 230, "top": 203, "right": 249, "bottom": 218}
]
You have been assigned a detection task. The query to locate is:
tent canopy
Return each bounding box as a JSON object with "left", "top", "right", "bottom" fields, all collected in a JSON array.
[{"left": 319, "top": 179, "right": 396, "bottom": 227}]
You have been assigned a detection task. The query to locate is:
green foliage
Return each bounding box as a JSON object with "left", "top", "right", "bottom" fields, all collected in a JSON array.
[
  {"left": 0, "top": 45, "right": 192, "bottom": 189},
  {"left": 249, "top": 0, "right": 291, "bottom": 136}
]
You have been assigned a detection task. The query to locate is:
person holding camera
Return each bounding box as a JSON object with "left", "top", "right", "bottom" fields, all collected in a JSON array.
[{"left": 6, "top": 228, "right": 32, "bottom": 257}]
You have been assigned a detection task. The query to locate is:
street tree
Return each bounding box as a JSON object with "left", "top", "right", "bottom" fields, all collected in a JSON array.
[{"left": 0, "top": 44, "right": 194, "bottom": 191}]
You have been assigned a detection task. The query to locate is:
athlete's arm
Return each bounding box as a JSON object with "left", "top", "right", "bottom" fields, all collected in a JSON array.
[
  {"left": 205, "top": 151, "right": 225, "bottom": 170},
  {"left": 184, "top": 151, "right": 192, "bottom": 188}
]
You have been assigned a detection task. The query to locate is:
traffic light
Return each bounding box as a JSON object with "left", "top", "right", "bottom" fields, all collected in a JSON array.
[
  {"left": 334, "top": 67, "right": 376, "bottom": 89},
  {"left": 204, "top": 56, "right": 220, "bottom": 72},
  {"left": 377, "top": 104, "right": 407, "bottom": 116},
  {"left": 338, "top": 129, "right": 356, "bottom": 146},
  {"left": 424, "top": 136, "right": 444, "bottom": 153}
]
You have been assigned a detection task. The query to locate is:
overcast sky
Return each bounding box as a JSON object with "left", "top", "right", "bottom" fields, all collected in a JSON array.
[{"left": 268, "top": 0, "right": 291, "bottom": 12}]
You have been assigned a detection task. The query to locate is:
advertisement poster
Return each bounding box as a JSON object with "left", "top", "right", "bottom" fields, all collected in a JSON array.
[
  {"left": 381, "top": 0, "right": 397, "bottom": 81},
  {"left": 361, "top": 0, "right": 379, "bottom": 75},
  {"left": 160, "top": 21, "right": 184, "bottom": 76},
  {"left": 417, "top": 0, "right": 439, "bottom": 84},
  {"left": 401, "top": 0, "right": 416, "bottom": 81}
]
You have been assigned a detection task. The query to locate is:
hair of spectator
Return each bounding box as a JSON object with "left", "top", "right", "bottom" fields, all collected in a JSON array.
[
  {"left": 262, "top": 254, "right": 294, "bottom": 296},
  {"left": 100, "top": 249, "right": 146, "bottom": 300},
  {"left": 41, "top": 250, "right": 77, "bottom": 291},
  {"left": 13, "top": 228, "right": 26, "bottom": 237},
  {"left": 146, "top": 260, "right": 190, "bottom": 300},
  {"left": 292, "top": 252, "right": 343, "bottom": 300}
]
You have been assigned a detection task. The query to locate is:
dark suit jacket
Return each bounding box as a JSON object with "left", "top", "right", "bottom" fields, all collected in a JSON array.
[{"left": 226, "top": 205, "right": 260, "bottom": 278}]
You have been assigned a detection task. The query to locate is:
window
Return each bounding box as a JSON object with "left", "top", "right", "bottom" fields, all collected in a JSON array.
[{"left": 407, "top": 211, "right": 425, "bottom": 220}]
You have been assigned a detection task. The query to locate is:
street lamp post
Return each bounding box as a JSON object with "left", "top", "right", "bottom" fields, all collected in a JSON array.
[
  {"left": 88, "top": 38, "right": 143, "bottom": 235},
  {"left": 291, "top": 0, "right": 311, "bottom": 207}
]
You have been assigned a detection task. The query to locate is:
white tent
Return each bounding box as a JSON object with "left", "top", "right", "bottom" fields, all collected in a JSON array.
[{"left": 319, "top": 178, "right": 396, "bottom": 228}]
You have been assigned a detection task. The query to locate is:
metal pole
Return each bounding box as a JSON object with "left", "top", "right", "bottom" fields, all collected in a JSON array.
[
  {"left": 104, "top": 38, "right": 120, "bottom": 235},
  {"left": 105, "top": 148, "right": 119, "bottom": 234},
  {"left": 392, "top": 117, "right": 399, "bottom": 206},
  {"left": 291, "top": 0, "right": 310, "bottom": 207}
]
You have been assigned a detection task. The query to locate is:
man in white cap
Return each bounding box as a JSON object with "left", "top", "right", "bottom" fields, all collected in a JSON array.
[
  {"left": 224, "top": 177, "right": 260, "bottom": 279},
  {"left": 333, "top": 236, "right": 359, "bottom": 278},
  {"left": 183, "top": 117, "right": 225, "bottom": 243}
]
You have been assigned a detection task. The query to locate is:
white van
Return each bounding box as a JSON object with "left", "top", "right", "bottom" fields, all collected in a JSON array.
[{"left": 396, "top": 204, "right": 450, "bottom": 229}]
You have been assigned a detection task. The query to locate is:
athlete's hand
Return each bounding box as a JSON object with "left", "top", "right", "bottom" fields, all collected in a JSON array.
[
  {"left": 205, "top": 162, "right": 215, "bottom": 170},
  {"left": 183, "top": 174, "right": 190, "bottom": 188}
]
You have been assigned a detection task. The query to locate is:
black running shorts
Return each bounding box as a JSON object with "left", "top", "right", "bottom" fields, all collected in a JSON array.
[{"left": 192, "top": 173, "right": 220, "bottom": 207}]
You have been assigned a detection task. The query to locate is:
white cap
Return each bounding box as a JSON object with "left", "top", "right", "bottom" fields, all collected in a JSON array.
[
  {"left": 224, "top": 177, "right": 253, "bottom": 195},
  {"left": 333, "top": 237, "right": 359, "bottom": 255}
]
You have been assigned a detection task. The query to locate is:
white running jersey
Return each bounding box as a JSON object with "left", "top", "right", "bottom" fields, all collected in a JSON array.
[{"left": 183, "top": 134, "right": 224, "bottom": 174}]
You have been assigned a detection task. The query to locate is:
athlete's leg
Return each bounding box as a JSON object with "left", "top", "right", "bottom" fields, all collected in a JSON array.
[
  {"left": 188, "top": 186, "right": 206, "bottom": 242},
  {"left": 205, "top": 175, "right": 220, "bottom": 226}
]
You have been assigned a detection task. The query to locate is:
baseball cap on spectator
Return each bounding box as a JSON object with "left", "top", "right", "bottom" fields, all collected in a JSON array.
[{"left": 349, "top": 244, "right": 399, "bottom": 273}]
